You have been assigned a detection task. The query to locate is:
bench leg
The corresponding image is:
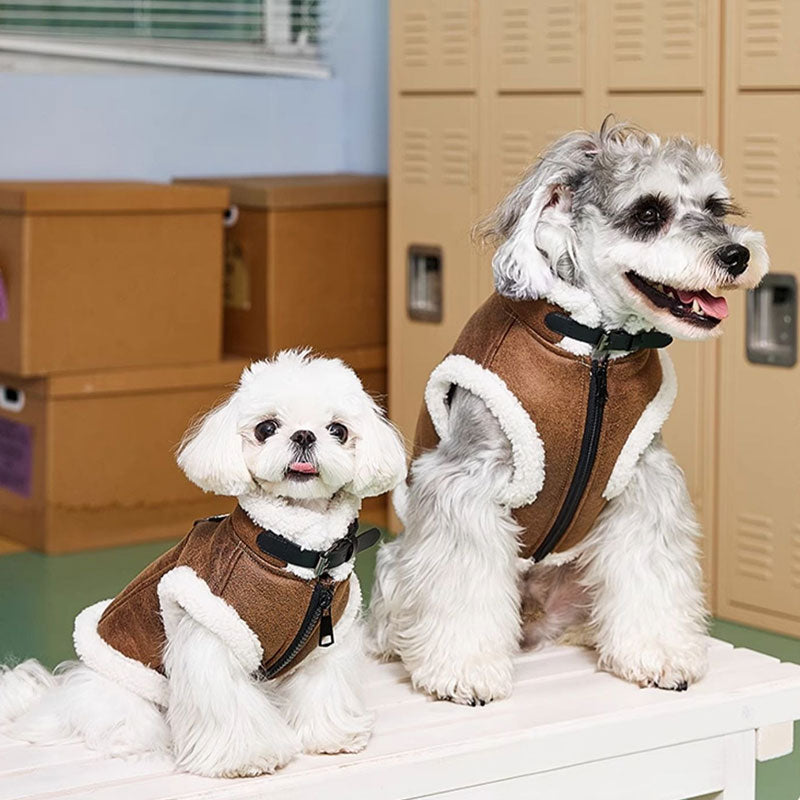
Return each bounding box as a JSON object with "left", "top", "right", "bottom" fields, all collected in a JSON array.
[{"left": 706, "top": 731, "right": 756, "bottom": 800}]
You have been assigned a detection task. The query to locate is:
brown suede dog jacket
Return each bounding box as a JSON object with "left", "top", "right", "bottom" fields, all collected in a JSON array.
[
  {"left": 73, "top": 506, "right": 352, "bottom": 705},
  {"left": 414, "top": 293, "right": 675, "bottom": 561}
]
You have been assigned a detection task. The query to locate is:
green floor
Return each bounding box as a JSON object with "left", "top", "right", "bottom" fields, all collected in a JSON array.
[{"left": 1, "top": 538, "right": 798, "bottom": 799}]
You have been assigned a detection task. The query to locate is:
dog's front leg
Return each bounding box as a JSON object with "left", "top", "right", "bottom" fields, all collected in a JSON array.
[
  {"left": 164, "top": 612, "right": 300, "bottom": 777},
  {"left": 280, "top": 588, "right": 374, "bottom": 755},
  {"left": 384, "top": 389, "right": 522, "bottom": 705},
  {"left": 582, "top": 439, "right": 709, "bottom": 690}
]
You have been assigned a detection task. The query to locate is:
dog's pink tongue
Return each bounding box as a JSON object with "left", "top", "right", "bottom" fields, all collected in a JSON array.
[
  {"left": 677, "top": 288, "right": 729, "bottom": 320},
  {"left": 289, "top": 461, "right": 317, "bottom": 474}
]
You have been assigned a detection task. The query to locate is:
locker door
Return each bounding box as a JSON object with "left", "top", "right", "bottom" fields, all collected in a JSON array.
[
  {"left": 718, "top": 93, "right": 800, "bottom": 636},
  {"left": 477, "top": 95, "right": 585, "bottom": 299},
  {"left": 392, "top": 0, "right": 478, "bottom": 92},
  {"left": 603, "top": 0, "right": 707, "bottom": 91},
  {"left": 389, "top": 95, "right": 480, "bottom": 447},
  {"left": 490, "top": 0, "right": 584, "bottom": 92},
  {"left": 736, "top": 0, "right": 800, "bottom": 89}
]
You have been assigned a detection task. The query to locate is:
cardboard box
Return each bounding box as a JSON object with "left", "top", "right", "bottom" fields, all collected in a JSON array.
[
  {"left": 175, "top": 174, "right": 387, "bottom": 361},
  {"left": 0, "top": 359, "right": 246, "bottom": 553},
  {"left": 0, "top": 181, "right": 229, "bottom": 376},
  {"left": 0, "top": 354, "right": 390, "bottom": 553}
]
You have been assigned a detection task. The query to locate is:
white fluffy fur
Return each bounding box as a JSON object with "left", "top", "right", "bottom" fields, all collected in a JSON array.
[
  {"left": 371, "top": 125, "right": 766, "bottom": 703},
  {"left": 0, "top": 351, "right": 406, "bottom": 777},
  {"left": 580, "top": 440, "right": 709, "bottom": 688}
]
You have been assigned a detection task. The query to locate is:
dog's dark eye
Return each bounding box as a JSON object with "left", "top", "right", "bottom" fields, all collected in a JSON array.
[
  {"left": 327, "top": 423, "right": 348, "bottom": 443},
  {"left": 254, "top": 419, "right": 279, "bottom": 442},
  {"left": 635, "top": 204, "right": 662, "bottom": 227}
]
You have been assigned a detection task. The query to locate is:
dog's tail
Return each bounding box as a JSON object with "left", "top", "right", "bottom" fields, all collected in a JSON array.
[{"left": 0, "top": 659, "right": 55, "bottom": 725}]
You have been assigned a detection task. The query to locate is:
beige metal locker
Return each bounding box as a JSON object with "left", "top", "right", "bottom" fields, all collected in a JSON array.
[
  {"left": 489, "top": 0, "right": 584, "bottom": 91},
  {"left": 392, "top": 0, "right": 478, "bottom": 92},
  {"left": 717, "top": 90, "right": 800, "bottom": 636},
  {"left": 736, "top": 0, "right": 800, "bottom": 89},
  {"left": 389, "top": 95, "right": 480, "bottom": 446},
  {"left": 601, "top": 0, "right": 707, "bottom": 91}
]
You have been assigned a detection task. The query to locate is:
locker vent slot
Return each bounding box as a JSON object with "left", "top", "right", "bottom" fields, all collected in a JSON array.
[
  {"left": 735, "top": 514, "right": 774, "bottom": 582},
  {"left": 501, "top": 130, "right": 533, "bottom": 190},
  {"left": 612, "top": 0, "right": 645, "bottom": 62},
  {"left": 792, "top": 524, "right": 800, "bottom": 589},
  {"left": 407, "top": 245, "right": 443, "bottom": 323},
  {"left": 441, "top": 8, "right": 470, "bottom": 67},
  {"left": 744, "top": 0, "right": 783, "bottom": 59},
  {"left": 500, "top": 5, "right": 531, "bottom": 66},
  {"left": 742, "top": 134, "right": 780, "bottom": 198},
  {"left": 546, "top": 2, "right": 580, "bottom": 66},
  {"left": 402, "top": 128, "right": 432, "bottom": 185},
  {"left": 401, "top": 10, "right": 430, "bottom": 68},
  {"left": 662, "top": 0, "right": 697, "bottom": 61},
  {"left": 442, "top": 129, "right": 471, "bottom": 186}
]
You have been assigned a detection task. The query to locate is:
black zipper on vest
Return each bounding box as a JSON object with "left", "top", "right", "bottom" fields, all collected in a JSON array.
[
  {"left": 262, "top": 577, "right": 334, "bottom": 679},
  {"left": 532, "top": 356, "right": 609, "bottom": 562}
]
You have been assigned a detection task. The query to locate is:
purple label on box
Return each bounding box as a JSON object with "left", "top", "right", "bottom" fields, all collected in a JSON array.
[
  {"left": 0, "top": 270, "right": 7, "bottom": 321},
  {"left": 0, "top": 417, "right": 33, "bottom": 497}
]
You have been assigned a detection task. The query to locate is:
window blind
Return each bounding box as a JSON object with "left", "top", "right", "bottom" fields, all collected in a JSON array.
[{"left": 0, "top": 0, "right": 327, "bottom": 75}]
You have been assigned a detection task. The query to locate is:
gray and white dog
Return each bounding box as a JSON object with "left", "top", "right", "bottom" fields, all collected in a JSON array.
[{"left": 369, "top": 122, "right": 768, "bottom": 705}]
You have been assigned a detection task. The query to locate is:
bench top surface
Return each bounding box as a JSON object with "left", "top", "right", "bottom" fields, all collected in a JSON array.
[{"left": 2, "top": 638, "right": 800, "bottom": 800}]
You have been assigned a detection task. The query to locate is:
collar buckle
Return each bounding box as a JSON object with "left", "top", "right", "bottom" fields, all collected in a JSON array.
[
  {"left": 314, "top": 532, "right": 357, "bottom": 577},
  {"left": 593, "top": 331, "right": 611, "bottom": 358}
]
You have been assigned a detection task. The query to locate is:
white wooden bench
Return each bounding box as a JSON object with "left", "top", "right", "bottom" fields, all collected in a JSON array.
[{"left": 2, "top": 639, "right": 799, "bottom": 800}]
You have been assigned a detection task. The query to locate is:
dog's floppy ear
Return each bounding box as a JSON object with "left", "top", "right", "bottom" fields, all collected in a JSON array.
[
  {"left": 490, "top": 184, "right": 561, "bottom": 300},
  {"left": 477, "top": 128, "right": 603, "bottom": 300},
  {"left": 177, "top": 392, "right": 252, "bottom": 496},
  {"left": 349, "top": 397, "right": 408, "bottom": 498}
]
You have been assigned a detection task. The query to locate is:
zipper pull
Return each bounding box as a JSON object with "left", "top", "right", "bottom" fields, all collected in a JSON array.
[{"left": 318, "top": 588, "right": 334, "bottom": 647}]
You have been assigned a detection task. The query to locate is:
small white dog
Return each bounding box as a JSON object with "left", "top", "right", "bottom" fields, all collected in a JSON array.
[
  {"left": 369, "top": 122, "right": 768, "bottom": 705},
  {"left": 0, "top": 350, "right": 406, "bottom": 777}
]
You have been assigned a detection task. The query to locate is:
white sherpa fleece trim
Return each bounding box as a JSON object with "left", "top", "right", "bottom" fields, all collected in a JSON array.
[
  {"left": 425, "top": 354, "right": 545, "bottom": 507},
  {"left": 158, "top": 566, "right": 263, "bottom": 674},
  {"left": 604, "top": 349, "right": 678, "bottom": 499},
  {"left": 546, "top": 278, "right": 602, "bottom": 328},
  {"left": 73, "top": 599, "right": 169, "bottom": 707}
]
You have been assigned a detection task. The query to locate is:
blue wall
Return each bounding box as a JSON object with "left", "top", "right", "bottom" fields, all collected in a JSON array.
[{"left": 0, "top": 0, "right": 388, "bottom": 180}]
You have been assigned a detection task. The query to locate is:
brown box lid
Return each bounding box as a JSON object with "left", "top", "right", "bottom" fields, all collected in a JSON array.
[
  {"left": 0, "top": 181, "right": 230, "bottom": 214},
  {"left": 1, "top": 358, "right": 248, "bottom": 400},
  {"left": 175, "top": 173, "right": 387, "bottom": 210}
]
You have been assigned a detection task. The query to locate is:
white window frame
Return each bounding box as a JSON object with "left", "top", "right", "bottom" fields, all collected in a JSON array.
[{"left": 0, "top": 0, "right": 330, "bottom": 77}]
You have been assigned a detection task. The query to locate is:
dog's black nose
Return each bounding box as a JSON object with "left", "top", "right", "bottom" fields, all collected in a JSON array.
[
  {"left": 715, "top": 244, "right": 750, "bottom": 277},
  {"left": 290, "top": 429, "right": 316, "bottom": 448}
]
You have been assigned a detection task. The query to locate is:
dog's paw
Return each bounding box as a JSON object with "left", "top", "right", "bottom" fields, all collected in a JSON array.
[
  {"left": 175, "top": 727, "right": 301, "bottom": 778},
  {"left": 411, "top": 654, "right": 514, "bottom": 706},
  {"left": 179, "top": 742, "right": 298, "bottom": 778},
  {"left": 302, "top": 727, "right": 372, "bottom": 756},
  {"left": 599, "top": 639, "right": 709, "bottom": 691},
  {"left": 298, "top": 710, "right": 374, "bottom": 756}
]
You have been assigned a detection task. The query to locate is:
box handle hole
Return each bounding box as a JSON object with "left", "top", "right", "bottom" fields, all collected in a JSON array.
[{"left": 0, "top": 385, "right": 25, "bottom": 413}]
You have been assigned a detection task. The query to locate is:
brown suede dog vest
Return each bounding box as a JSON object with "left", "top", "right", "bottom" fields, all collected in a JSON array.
[
  {"left": 94, "top": 506, "right": 350, "bottom": 681},
  {"left": 414, "top": 293, "right": 670, "bottom": 560}
]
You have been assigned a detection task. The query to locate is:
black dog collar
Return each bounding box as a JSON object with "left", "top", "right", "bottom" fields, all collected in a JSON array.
[
  {"left": 256, "top": 519, "right": 381, "bottom": 577},
  {"left": 545, "top": 312, "right": 673, "bottom": 354}
]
